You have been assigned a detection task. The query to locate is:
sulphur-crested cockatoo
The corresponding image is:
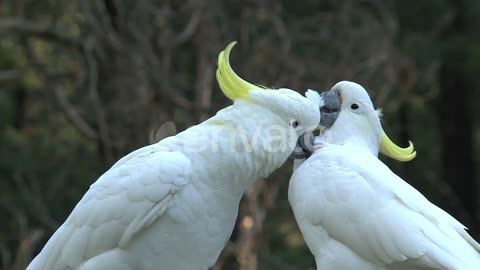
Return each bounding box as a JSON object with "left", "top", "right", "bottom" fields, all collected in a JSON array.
[
  {"left": 27, "top": 42, "right": 320, "bottom": 270},
  {"left": 289, "top": 81, "right": 480, "bottom": 270}
]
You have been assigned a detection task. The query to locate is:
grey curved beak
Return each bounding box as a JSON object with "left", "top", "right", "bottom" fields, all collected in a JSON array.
[
  {"left": 288, "top": 132, "right": 315, "bottom": 160},
  {"left": 288, "top": 89, "right": 341, "bottom": 160},
  {"left": 319, "top": 90, "right": 341, "bottom": 128}
]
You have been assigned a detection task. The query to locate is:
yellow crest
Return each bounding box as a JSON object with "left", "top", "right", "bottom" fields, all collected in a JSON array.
[
  {"left": 380, "top": 131, "right": 416, "bottom": 162},
  {"left": 216, "top": 42, "right": 265, "bottom": 100}
]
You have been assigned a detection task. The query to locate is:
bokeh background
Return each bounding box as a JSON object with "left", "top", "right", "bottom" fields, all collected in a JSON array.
[{"left": 1, "top": 0, "right": 480, "bottom": 269}]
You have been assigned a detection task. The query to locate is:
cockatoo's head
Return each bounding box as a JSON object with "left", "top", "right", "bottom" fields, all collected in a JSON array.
[
  {"left": 316, "top": 81, "right": 416, "bottom": 161},
  {"left": 216, "top": 42, "right": 320, "bottom": 160}
]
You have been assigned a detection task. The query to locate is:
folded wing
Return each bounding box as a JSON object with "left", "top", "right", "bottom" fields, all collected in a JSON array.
[
  {"left": 291, "top": 148, "right": 480, "bottom": 270},
  {"left": 27, "top": 148, "right": 191, "bottom": 270}
]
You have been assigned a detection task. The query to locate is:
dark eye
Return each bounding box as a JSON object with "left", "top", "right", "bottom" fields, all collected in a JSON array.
[
  {"left": 292, "top": 120, "right": 300, "bottom": 128},
  {"left": 351, "top": 103, "right": 359, "bottom": 110}
]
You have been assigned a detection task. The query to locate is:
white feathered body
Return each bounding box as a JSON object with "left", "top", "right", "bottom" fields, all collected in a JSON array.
[
  {"left": 289, "top": 143, "right": 480, "bottom": 270},
  {"left": 28, "top": 100, "right": 297, "bottom": 270}
]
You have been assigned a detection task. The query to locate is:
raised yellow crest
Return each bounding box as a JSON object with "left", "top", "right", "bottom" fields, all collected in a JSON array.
[
  {"left": 216, "top": 42, "right": 265, "bottom": 100},
  {"left": 380, "top": 131, "right": 416, "bottom": 162}
]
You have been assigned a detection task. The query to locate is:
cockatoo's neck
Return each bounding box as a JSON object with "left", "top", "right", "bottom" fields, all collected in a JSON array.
[
  {"left": 162, "top": 101, "right": 294, "bottom": 193},
  {"left": 320, "top": 120, "right": 381, "bottom": 157},
  {"left": 210, "top": 101, "right": 294, "bottom": 178}
]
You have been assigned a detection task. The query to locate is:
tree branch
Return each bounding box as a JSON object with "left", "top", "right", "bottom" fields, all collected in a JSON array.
[
  {"left": 54, "top": 87, "right": 98, "bottom": 139},
  {"left": 0, "top": 18, "right": 81, "bottom": 49},
  {"left": 0, "top": 70, "right": 23, "bottom": 81}
]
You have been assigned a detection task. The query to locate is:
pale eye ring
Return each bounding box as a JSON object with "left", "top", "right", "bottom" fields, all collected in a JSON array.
[{"left": 291, "top": 120, "right": 300, "bottom": 128}]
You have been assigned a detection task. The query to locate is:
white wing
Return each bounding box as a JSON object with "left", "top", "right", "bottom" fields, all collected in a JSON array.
[
  {"left": 27, "top": 146, "right": 191, "bottom": 270},
  {"left": 290, "top": 145, "right": 480, "bottom": 270}
]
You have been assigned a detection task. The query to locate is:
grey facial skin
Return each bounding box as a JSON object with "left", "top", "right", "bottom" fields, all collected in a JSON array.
[{"left": 288, "top": 89, "right": 342, "bottom": 160}]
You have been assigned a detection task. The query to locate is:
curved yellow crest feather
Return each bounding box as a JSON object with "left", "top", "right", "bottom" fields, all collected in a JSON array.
[
  {"left": 380, "top": 131, "right": 416, "bottom": 162},
  {"left": 216, "top": 42, "right": 265, "bottom": 100}
]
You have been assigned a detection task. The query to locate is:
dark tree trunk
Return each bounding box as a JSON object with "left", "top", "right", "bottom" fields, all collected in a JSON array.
[
  {"left": 398, "top": 103, "right": 410, "bottom": 179},
  {"left": 437, "top": 0, "right": 477, "bottom": 231},
  {"left": 12, "top": 86, "right": 26, "bottom": 129}
]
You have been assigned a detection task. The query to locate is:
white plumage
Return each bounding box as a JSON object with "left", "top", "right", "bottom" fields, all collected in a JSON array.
[
  {"left": 289, "top": 81, "right": 480, "bottom": 270},
  {"left": 27, "top": 43, "right": 320, "bottom": 270}
]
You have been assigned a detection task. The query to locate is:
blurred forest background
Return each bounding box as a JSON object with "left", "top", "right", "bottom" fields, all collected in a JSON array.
[{"left": 1, "top": 0, "right": 480, "bottom": 269}]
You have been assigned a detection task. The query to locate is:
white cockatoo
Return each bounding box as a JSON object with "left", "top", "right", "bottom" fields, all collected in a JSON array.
[
  {"left": 289, "top": 81, "right": 480, "bottom": 270},
  {"left": 27, "top": 42, "right": 320, "bottom": 270}
]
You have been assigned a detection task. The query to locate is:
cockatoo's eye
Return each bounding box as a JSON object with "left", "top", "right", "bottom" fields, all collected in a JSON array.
[
  {"left": 290, "top": 120, "right": 301, "bottom": 129},
  {"left": 350, "top": 102, "right": 364, "bottom": 114}
]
